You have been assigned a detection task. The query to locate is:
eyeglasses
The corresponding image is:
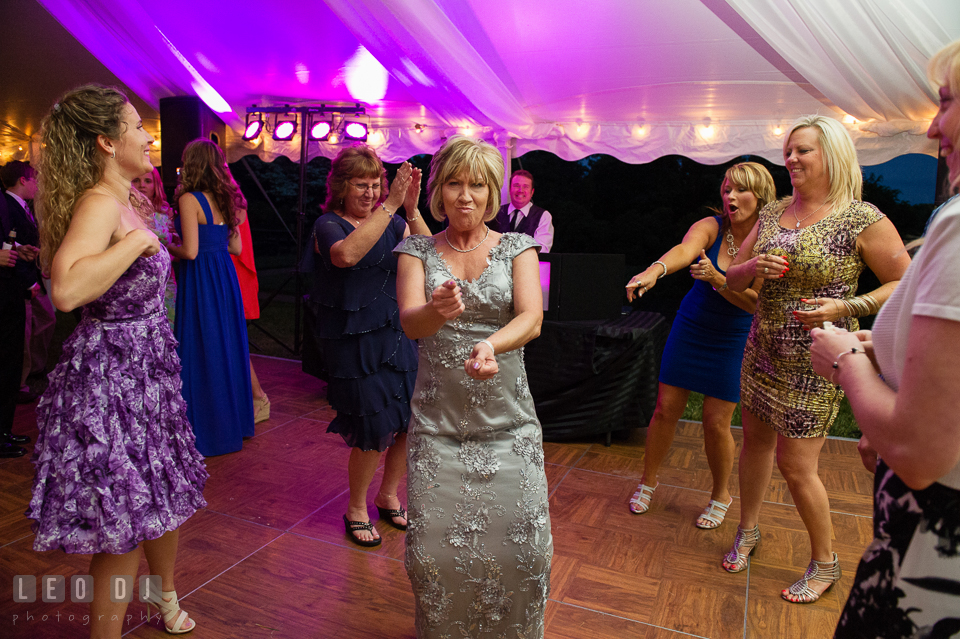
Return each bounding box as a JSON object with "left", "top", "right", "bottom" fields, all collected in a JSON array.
[{"left": 349, "top": 182, "right": 381, "bottom": 193}]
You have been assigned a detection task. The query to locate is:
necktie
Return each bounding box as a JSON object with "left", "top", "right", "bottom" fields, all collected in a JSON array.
[
  {"left": 24, "top": 202, "right": 36, "bottom": 224},
  {"left": 511, "top": 210, "right": 521, "bottom": 231}
]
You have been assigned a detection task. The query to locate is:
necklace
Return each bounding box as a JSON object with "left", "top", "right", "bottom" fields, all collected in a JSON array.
[
  {"left": 446, "top": 226, "right": 490, "bottom": 253},
  {"left": 793, "top": 200, "right": 828, "bottom": 228},
  {"left": 725, "top": 230, "right": 739, "bottom": 257},
  {"left": 342, "top": 212, "right": 367, "bottom": 227},
  {"left": 94, "top": 184, "right": 134, "bottom": 211}
]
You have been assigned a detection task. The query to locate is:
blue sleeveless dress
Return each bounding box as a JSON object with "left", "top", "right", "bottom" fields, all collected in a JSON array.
[
  {"left": 174, "top": 192, "right": 254, "bottom": 456},
  {"left": 658, "top": 216, "right": 753, "bottom": 403}
]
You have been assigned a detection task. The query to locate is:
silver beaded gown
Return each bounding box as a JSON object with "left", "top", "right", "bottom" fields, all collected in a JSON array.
[{"left": 394, "top": 233, "right": 553, "bottom": 639}]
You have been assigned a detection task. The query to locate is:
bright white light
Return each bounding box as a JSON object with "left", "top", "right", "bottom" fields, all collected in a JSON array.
[
  {"left": 773, "top": 126, "right": 783, "bottom": 136},
  {"left": 345, "top": 122, "right": 368, "bottom": 139},
  {"left": 310, "top": 121, "right": 331, "bottom": 139},
  {"left": 275, "top": 121, "right": 296, "bottom": 140},
  {"left": 156, "top": 28, "right": 234, "bottom": 115},
  {"left": 842, "top": 114, "right": 858, "bottom": 124},
  {"left": 699, "top": 124, "right": 715, "bottom": 139},
  {"left": 296, "top": 63, "right": 310, "bottom": 85},
  {"left": 344, "top": 47, "right": 388, "bottom": 103}
]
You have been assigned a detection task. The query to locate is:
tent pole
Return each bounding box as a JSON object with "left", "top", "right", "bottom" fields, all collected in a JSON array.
[{"left": 294, "top": 107, "right": 308, "bottom": 355}]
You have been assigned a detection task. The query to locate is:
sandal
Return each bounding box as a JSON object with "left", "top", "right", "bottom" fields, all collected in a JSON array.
[
  {"left": 146, "top": 589, "right": 195, "bottom": 634},
  {"left": 782, "top": 553, "right": 841, "bottom": 603},
  {"left": 628, "top": 482, "right": 657, "bottom": 514},
  {"left": 722, "top": 524, "right": 760, "bottom": 573},
  {"left": 696, "top": 497, "right": 733, "bottom": 529},
  {"left": 253, "top": 393, "right": 270, "bottom": 424},
  {"left": 343, "top": 514, "right": 381, "bottom": 547},
  {"left": 376, "top": 505, "right": 408, "bottom": 531}
]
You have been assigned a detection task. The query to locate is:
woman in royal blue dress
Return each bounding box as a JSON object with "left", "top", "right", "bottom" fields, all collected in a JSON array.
[
  {"left": 625, "top": 163, "right": 775, "bottom": 529},
  {"left": 170, "top": 139, "right": 254, "bottom": 456},
  {"left": 28, "top": 85, "right": 206, "bottom": 637}
]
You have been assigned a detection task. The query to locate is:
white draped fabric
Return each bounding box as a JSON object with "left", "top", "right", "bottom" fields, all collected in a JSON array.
[{"left": 18, "top": 0, "right": 960, "bottom": 166}]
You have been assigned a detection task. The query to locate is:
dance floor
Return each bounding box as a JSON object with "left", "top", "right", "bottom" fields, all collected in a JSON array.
[{"left": 0, "top": 354, "right": 874, "bottom": 638}]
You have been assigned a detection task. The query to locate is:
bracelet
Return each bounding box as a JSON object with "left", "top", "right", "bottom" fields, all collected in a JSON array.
[
  {"left": 653, "top": 260, "right": 668, "bottom": 279},
  {"left": 477, "top": 339, "right": 495, "bottom": 355},
  {"left": 712, "top": 282, "right": 728, "bottom": 292},
  {"left": 841, "top": 294, "right": 880, "bottom": 318},
  {"left": 381, "top": 203, "right": 394, "bottom": 216},
  {"left": 830, "top": 347, "right": 865, "bottom": 384},
  {"left": 406, "top": 210, "right": 421, "bottom": 222}
]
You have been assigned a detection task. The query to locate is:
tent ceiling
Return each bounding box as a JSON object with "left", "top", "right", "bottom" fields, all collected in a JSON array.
[{"left": 4, "top": 0, "right": 958, "bottom": 167}]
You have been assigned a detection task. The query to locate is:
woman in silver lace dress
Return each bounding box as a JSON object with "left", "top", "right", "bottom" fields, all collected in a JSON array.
[{"left": 395, "top": 135, "right": 552, "bottom": 638}]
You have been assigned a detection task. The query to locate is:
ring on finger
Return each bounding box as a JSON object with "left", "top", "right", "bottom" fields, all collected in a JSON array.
[{"left": 764, "top": 267, "right": 769, "bottom": 274}]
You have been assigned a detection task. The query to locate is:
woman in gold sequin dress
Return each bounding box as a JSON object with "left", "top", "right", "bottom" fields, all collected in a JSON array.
[
  {"left": 722, "top": 116, "right": 911, "bottom": 603},
  {"left": 396, "top": 136, "right": 552, "bottom": 638}
]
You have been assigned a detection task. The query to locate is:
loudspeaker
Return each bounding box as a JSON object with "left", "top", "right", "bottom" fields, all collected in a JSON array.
[
  {"left": 539, "top": 253, "right": 625, "bottom": 321},
  {"left": 159, "top": 96, "right": 226, "bottom": 197}
]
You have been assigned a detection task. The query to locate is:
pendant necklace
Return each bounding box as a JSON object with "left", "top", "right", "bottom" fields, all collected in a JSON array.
[
  {"left": 793, "top": 200, "right": 828, "bottom": 228},
  {"left": 446, "top": 226, "right": 490, "bottom": 253},
  {"left": 725, "top": 230, "right": 739, "bottom": 257}
]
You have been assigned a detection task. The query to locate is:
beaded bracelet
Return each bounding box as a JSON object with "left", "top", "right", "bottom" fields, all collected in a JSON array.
[
  {"left": 653, "top": 260, "right": 668, "bottom": 279},
  {"left": 406, "top": 210, "right": 421, "bottom": 222},
  {"left": 830, "top": 347, "right": 864, "bottom": 384},
  {"left": 381, "top": 203, "right": 394, "bottom": 216}
]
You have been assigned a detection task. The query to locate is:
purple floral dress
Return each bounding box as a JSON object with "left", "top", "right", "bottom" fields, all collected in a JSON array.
[{"left": 27, "top": 247, "right": 207, "bottom": 554}]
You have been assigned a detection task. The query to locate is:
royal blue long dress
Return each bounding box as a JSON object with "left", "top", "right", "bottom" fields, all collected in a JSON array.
[{"left": 174, "top": 192, "right": 254, "bottom": 456}]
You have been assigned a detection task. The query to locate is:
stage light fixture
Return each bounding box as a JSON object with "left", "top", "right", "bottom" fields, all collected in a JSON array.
[
  {"left": 308, "top": 118, "right": 333, "bottom": 141},
  {"left": 273, "top": 115, "right": 298, "bottom": 141},
  {"left": 243, "top": 113, "right": 264, "bottom": 141},
  {"left": 343, "top": 121, "right": 368, "bottom": 141}
]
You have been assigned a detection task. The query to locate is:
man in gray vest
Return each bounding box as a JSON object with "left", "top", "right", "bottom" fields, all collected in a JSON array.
[{"left": 491, "top": 170, "right": 554, "bottom": 252}]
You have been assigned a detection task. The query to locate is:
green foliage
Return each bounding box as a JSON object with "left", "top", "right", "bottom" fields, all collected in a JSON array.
[{"left": 681, "top": 393, "right": 861, "bottom": 439}]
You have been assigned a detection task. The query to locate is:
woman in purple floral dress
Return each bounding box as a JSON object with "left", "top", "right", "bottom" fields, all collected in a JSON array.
[{"left": 27, "top": 85, "right": 207, "bottom": 637}]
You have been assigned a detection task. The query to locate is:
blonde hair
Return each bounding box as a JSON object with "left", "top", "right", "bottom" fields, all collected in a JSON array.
[
  {"left": 36, "top": 85, "right": 129, "bottom": 269},
  {"left": 174, "top": 139, "right": 247, "bottom": 231},
  {"left": 324, "top": 144, "right": 388, "bottom": 213},
  {"left": 722, "top": 162, "right": 776, "bottom": 223},
  {"left": 426, "top": 135, "right": 503, "bottom": 222},
  {"left": 783, "top": 115, "right": 862, "bottom": 212},
  {"left": 928, "top": 40, "right": 960, "bottom": 194}
]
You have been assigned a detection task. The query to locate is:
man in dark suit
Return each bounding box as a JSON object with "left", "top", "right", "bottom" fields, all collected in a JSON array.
[
  {"left": 1, "top": 161, "right": 53, "bottom": 404},
  {"left": 0, "top": 161, "right": 40, "bottom": 457},
  {"left": 489, "top": 170, "right": 554, "bottom": 252}
]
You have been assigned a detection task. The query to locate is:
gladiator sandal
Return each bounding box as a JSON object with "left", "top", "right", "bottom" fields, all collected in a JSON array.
[
  {"left": 628, "top": 482, "right": 657, "bottom": 514},
  {"left": 781, "top": 553, "right": 841, "bottom": 603},
  {"left": 722, "top": 524, "right": 760, "bottom": 573}
]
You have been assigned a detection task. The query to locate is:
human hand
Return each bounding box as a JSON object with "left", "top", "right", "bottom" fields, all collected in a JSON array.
[
  {"left": 857, "top": 434, "right": 878, "bottom": 474},
  {"left": 626, "top": 268, "right": 658, "bottom": 302},
  {"left": 385, "top": 162, "right": 413, "bottom": 213},
  {"left": 17, "top": 244, "right": 40, "bottom": 261},
  {"left": 126, "top": 228, "right": 162, "bottom": 257},
  {"left": 795, "top": 296, "right": 844, "bottom": 331},
  {"left": 431, "top": 279, "right": 465, "bottom": 320},
  {"left": 691, "top": 249, "right": 719, "bottom": 286},
  {"left": 0, "top": 248, "right": 17, "bottom": 267},
  {"left": 465, "top": 341, "right": 498, "bottom": 379},
  {"left": 810, "top": 325, "right": 867, "bottom": 381},
  {"left": 404, "top": 166, "right": 422, "bottom": 220},
  {"left": 752, "top": 252, "right": 789, "bottom": 280}
]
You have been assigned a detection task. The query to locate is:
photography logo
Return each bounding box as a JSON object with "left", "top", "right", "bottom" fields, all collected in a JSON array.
[{"left": 13, "top": 575, "right": 161, "bottom": 603}]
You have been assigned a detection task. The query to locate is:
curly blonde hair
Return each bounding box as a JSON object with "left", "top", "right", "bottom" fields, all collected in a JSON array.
[
  {"left": 36, "top": 85, "right": 129, "bottom": 269},
  {"left": 174, "top": 139, "right": 247, "bottom": 230}
]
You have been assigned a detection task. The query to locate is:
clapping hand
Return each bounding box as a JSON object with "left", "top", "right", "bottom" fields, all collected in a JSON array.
[
  {"left": 404, "top": 166, "right": 422, "bottom": 220},
  {"left": 385, "top": 162, "right": 414, "bottom": 213}
]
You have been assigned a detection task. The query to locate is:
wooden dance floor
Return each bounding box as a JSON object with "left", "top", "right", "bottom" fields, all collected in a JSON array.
[{"left": 0, "top": 355, "right": 874, "bottom": 638}]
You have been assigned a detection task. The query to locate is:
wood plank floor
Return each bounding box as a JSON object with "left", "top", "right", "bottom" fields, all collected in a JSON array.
[{"left": 0, "top": 354, "right": 874, "bottom": 638}]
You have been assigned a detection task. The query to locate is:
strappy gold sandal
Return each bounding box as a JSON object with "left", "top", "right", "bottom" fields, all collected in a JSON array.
[
  {"left": 628, "top": 482, "right": 657, "bottom": 514},
  {"left": 253, "top": 393, "right": 270, "bottom": 424},
  {"left": 722, "top": 524, "right": 760, "bottom": 573},
  {"left": 696, "top": 497, "right": 733, "bottom": 529},
  {"left": 782, "top": 553, "right": 841, "bottom": 603}
]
